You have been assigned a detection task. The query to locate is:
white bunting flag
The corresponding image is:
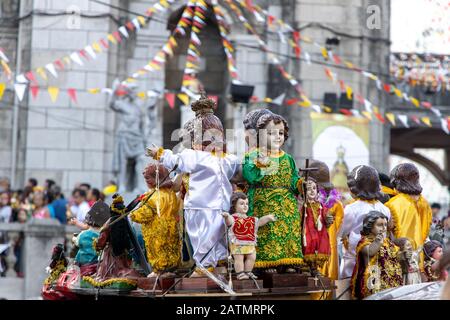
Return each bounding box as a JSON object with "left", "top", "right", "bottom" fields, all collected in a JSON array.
[
  {"left": 376, "top": 79, "right": 382, "bottom": 90},
  {"left": 402, "top": 93, "right": 410, "bottom": 101},
  {"left": 277, "top": 30, "right": 286, "bottom": 44},
  {"left": 101, "top": 88, "right": 113, "bottom": 95},
  {"left": 364, "top": 99, "right": 373, "bottom": 113},
  {"left": 289, "top": 79, "right": 298, "bottom": 86},
  {"left": 84, "top": 46, "right": 97, "bottom": 59},
  {"left": 271, "top": 93, "right": 285, "bottom": 106},
  {"left": 312, "top": 105, "right": 322, "bottom": 113},
  {"left": 191, "top": 32, "right": 201, "bottom": 45},
  {"left": 143, "top": 65, "right": 154, "bottom": 72},
  {"left": 70, "top": 52, "right": 84, "bottom": 66},
  {"left": 14, "top": 83, "right": 27, "bottom": 101},
  {"left": 441, "top": 118, "right": 449, "bottom": 134},
  {"left": 45, "top": 63, "right": 58, "bottom": 78},
  {"left": 0, "top": 51, "right": 9, "bottom": 63},
  {"left": 16, "top": 74, "right": 28, "bottom": 84},
  {"left": 430, "top": 107, "right": 442, "bottom": 118},
  {"left": 118, "top": 26, "right": 129, "bottom": 38},
  {"left": 304, "top": 52, "right": 311, "bottom": 65},
  {"left": 351, "top": 109, "right": 361, "bottom": 117},
  {"left": 398, "top": 115, "right": 409, "bottom": 128},
  {"left": 132, "top": 18, "right": 141, "bottom": 30},
  {"left": 154, "top": 3, "right": 166, "bottom": 12},
  {"left": 253, "top": 11, "right": 265, "bottom": 23}
]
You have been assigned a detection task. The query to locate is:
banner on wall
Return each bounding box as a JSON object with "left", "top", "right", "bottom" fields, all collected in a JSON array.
[{"left": 311, "top": 113, "right": 370, "bottom": 203}]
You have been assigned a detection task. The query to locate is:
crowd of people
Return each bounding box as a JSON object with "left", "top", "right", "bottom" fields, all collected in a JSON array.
[{"left": 0, "top": 176, "right": 117, "bottom": 277}]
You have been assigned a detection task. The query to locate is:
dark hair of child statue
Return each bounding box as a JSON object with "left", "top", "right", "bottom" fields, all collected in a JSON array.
[{"left": 221, "top": 192, "right": 276, "bottom": 280}]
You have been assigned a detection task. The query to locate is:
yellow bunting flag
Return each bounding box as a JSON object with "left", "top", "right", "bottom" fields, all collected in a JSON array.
[
  {"left": 177, "top": 93, "right": 189, "bottom": 105},
  {"left": 137, "top": 70, "right": 147, "bottom": 76},
  {"left": 196, "top": 12, "right": 206, "bottom": 20},
  {"left": 149, "top": 62, "right": 161, "bottom": 70},
  {"left": 385, "top": 113, "right": 396, "bottom": 126},
  {"left": 321, "top": 47, "right": 328, "bottom": 59},
  {"left": 126, "top": 77, "right": 137, "bottom": 83},
  {"left": 192, "top": 26, "right": 201, "bottom": 33},
  {"left": 63, "top": 56, "right": 71, "bottom": 66},
  {"left": 107, "top": 34, "right": 117, "bottom": 44},
  {"left": 344, "top": 61, "right": 354, "bottom": 69},
  {"left": 36, "top": 67, "right": 48, "bottom": 81},
  {"left": 322, "top": 106, "right": 333, "bottom": 113},
  {"left": 362, "top": 111, "right": 372, "bottom": 120},
  {"left": 92, "top": 42, "right": 102, "bottom": 53},
  {"left": 88, "top": 88, "right": 101, "bottom": 94},
  {"left": 137, "top": 16, "right": 146, "bottom": 26},
  {"left": 394, "top": 88, "right": 402, "bottom": 98},
  {"left": 421, "top": 117, "right": 431, "bottom": 127},
  {"left": 186, "top": 62, "right": 197, "bottom": 69},
  {"left": 410, "top": 97, "right": 420, "bottom": 107},
  {"left": 160, "top": 0, "right": 170, "bottom": 8},
  {"left": 302, "top": 36, "right": 312, "bottom": 43},
  {"left": 373, "top": 106, "right": 380, "bottom": 114},
  {"left": 346, "top": 86, "right": 353, "bottom": 100},
  {"left": 169, "top": 36, "right": 178, "bottom": 48},
  {"left": 0, "top": 83, "right": 5, "bottom": 100},
  {"left": 137, "top": 91, "right": 146, "bottom": 100},
  {"left": 263, "top": 97, "right": 273, "bottom": 103},
  {"left": 48, "top": 86, "right": 59, "bottom": 102},
  {"left": 298, "top": 99, "right": 311, "bottom": 108}
]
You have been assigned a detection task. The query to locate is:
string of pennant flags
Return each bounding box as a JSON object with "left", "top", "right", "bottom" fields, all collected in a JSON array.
[
  {"left": 0, "top": 0, "right": 177, "bottom": 101},
  {"left": 0, "top": 0, "right": 448, "bottom": 134},
  {"left": 233, "top": 0, "right": 444, "bottom": 115},
  {"left": 229, "top": 0, "right": 449, "bottom": 133}
]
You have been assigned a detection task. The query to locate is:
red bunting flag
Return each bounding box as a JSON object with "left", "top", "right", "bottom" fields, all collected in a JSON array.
[
  {"left": 411, "top": 115, "right": 421, "bottom": 125},
  {"left": 250, "top": 96, "right": 259, "bottom": 102},
  {"left": 54, "top": 60, "right": 65, "bottom": 70},
  {"left": 292, "top": 31, "right": 300, "bottom": 43},
  {"left": 421, "top": 101, "right": 432, "bottom": 108},
  {"left": 30, "top": 85, "right": 39, "bottom": 99},
  {"left": 79, "top": 49, "right": 89, "bottom": 60},
  {"left": 340, "top": 109, "right": 353, "bottom": 116},
  {"left": 339, "top": 80, "right": 346, "bottom": 91},
  {"left": 165, "top": 92, "right": 175, "bottom": 109},
  {"left": 112, "top": 31, "right": 122, "bottom": 43},
  {"left": 374, "top": 111, "right": 386, "bottom": 124},
  {"left": 25, "top": 71, "right": 37, "bottom": 84},
  {"left": 126, "top": 21, "right": 135, "bottom": 31},
  {"left": 383, "top": 83, "right": 391, "bottom": 93},
  {"left": 268, "top": 15, "right": 275, "bottom": 26},
  {"left": 67, "top": 88, "right": 77, "bottom": 104},
  {"left": 286, "top": 98, "right": 299, "bottom": 106},
  {"left": 100, "top": 39, "right": 109, "bottom": 49},
  {"left": 333, "top": 54, "right": 342, "bottom": 65}
]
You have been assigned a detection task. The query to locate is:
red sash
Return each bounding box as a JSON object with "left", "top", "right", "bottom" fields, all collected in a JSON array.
[{"left": 232, "top": 215, "right": 257, "bottom": 243}]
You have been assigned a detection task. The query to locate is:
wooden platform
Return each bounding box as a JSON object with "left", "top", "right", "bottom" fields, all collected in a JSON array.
[{"left": 46, "top": 273, "right": 336, "bottom": 300}]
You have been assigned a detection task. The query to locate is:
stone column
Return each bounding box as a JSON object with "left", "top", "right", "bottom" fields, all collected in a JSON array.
[{"left": 23, "top": 218, "right": 65, "bottom": 299}]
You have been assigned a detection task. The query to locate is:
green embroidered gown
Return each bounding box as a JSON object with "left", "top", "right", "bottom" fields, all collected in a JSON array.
[{"left": 243, "top": 150, "right": 303, "bottom": 268}]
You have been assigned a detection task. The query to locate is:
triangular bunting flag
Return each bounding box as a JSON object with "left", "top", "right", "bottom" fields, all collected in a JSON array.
[
  {"left": 118, "top": 26, "right": 129, "bottom": 38},
  {"left": 177, "top": 93, "right": 189, "bottom": 105},
  {"left": 84, "top": 46, "right": 97, "bottom": 59},
  {"left": 137, "top": 91, "right": 146, "bottom": 99},
  {"left": 100, "top": 39, "right": 110, "bottom": 49},
  {"left": 92, "top": 42, "right": 102, "bottom": 53},
  {"left": 67, "top": 88, "right": 77, "bottom": 104},
  {"left": 0, "top": 83, "right": 5, "bottom": 100},
  {"left": 364, "top": 99, "right": 372, "bottom": 113},
  {"left": 386, "top": 113, "right": 396, "bottom": 126},
  {"left": 16, "top": 74, "right": 28, "bottom": 84},
  {"left": 132, "top": 18, "right": 141, "bottom": 30},
  {"left": 14, "top": 83, "right": 27, "bottom": 101},
  {"left": 321, "top": 47, "right": 328, "bottom": 59},
  {"left": 25, "top": 71, "right": 37, "bottom": 84},
  {"left": 48, "top": 86, "right": 59, "bottom": 102},
  {"left": 30, "top": 85, "right": 39, "bottom": 99},
  {"left": 362, "top": 111, "right": 372, "bottom": 120},
  {"left": 191, "top": 32, "right": 201, "bottom": 45},
  {"left": 346, "top": 86, "right": 353, "bottom": 100},
  {"left": 70, "top": 52, "right": 84, "bottom": 66},
  {"left": 88, "top": 88, "right": 101, "bottom": 94},
  {"left": 107, "top": 34, "right": 117, "bottom": 44},
  {"left": 53, "top": 60, "right": 64, "bottom": 71},
  {"left": 410, "top": 97, "right": 420, "bottom": 107},
  {"left": 45, "top": 63, "right": 58, "bottom": 78},
  {"left": 137, "top": 16, "right": 146, "bottom": 26},
  {"left": 398, "top": 115, "right": 409, "bottom": 128},
  {"left": 165, "top": 92, "right": 175, "bottom": 108},
  {"left": 311, "top": 105, "right": 321, "bottom": 113},
  {"left": 36, "top": 67, "right": 47, "bottom": 81},
  {"left": 339, "top": 109, "right": 353, "bottom": 116},
  {"left": 430, "top": 107, "right": 442, "bottom": 118},
  {"left": 441, "top": 118, "right": 450, "bottom": 134},
  {"left": 421, "top": 117, "right": 432, "bottom": 127},
  {"left": 112, "top": 31, "right": 122, "bottom": 43},
  {"left": 271, "top": 93, "right": 286, "bottom": 106}
]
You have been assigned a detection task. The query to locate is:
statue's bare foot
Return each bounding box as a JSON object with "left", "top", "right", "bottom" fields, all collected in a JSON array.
[
  {"left": 160, "top": 272, "right": 176, "bottom": 278},
  {"left": 285, "top": 268, "right": 297, "bottom": 273}
]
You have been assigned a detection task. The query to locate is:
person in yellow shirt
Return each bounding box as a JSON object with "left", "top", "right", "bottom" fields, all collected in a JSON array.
[{"left": 385, "top": 163, "right": 432, "bottom": 268}]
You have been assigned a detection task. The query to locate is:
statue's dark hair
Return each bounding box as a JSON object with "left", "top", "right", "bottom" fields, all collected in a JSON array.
[
  {"left": 256, "top": 113, "right": 289, "bottom": 142},
  {"left": 230, "top": 192, "right": 248, "bottom": 214},
  {"left": 390, "top": 163, "right": 422, "bottom": 195},
  {"left": 361, "top": 211, "right": 388, "bottom": 236},
  {"left": 347, "top": 165, "right": 382, "bottom": 200}
]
